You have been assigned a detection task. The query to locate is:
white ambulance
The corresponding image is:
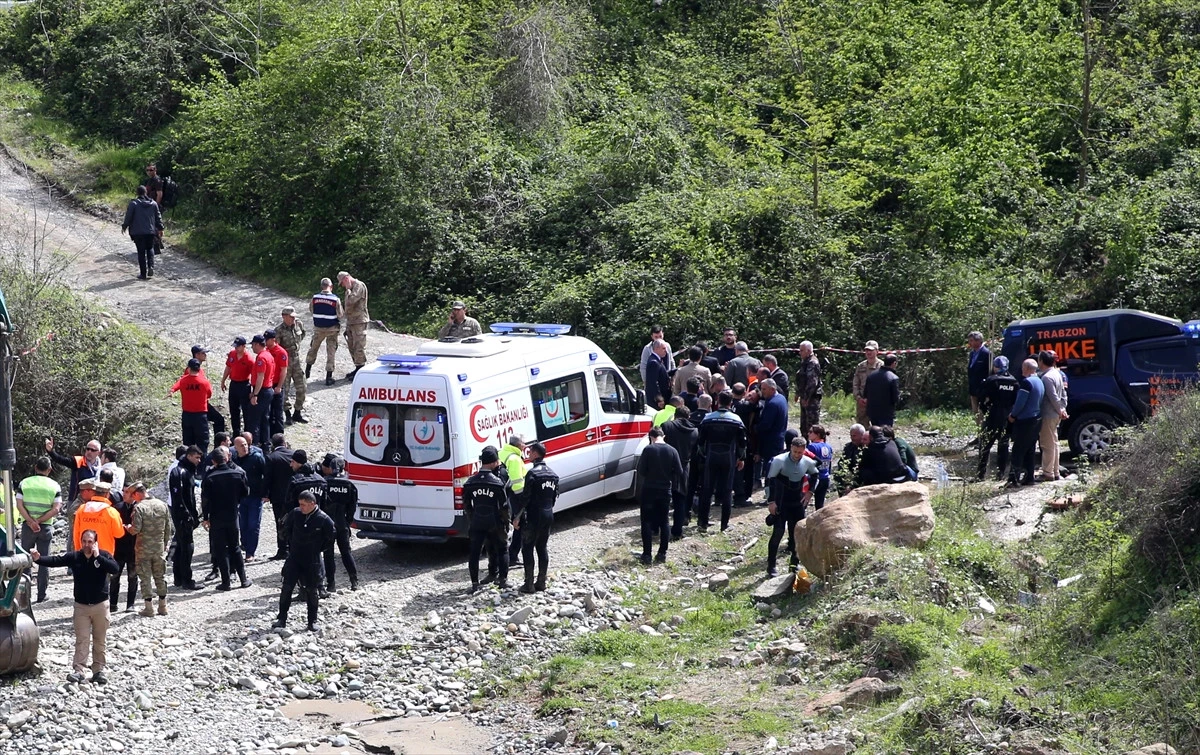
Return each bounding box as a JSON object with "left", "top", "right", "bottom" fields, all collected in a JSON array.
[{"left": 346, "top": 323, "right": 653, "bottom": 543}]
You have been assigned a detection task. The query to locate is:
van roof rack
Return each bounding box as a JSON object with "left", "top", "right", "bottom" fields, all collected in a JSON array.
[
  {"left": 489, "top": 323, "right": 571, "bottom": 336},
  {"left": 377, "top": 354, "right": 437, "bottom": 369}
]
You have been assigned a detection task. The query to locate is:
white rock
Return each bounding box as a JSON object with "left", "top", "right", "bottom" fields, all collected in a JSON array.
[
  {"left": 5, "top": 711, "right": 32, "bottom": 729},
  {"left": 425, "top": 611, "right": 441, "bottom": 628},
  {"left": 507, "top": 607, "right": 533, "bottom": 625},
  {"left": 977, "top": 597, "right": 996, "bottom": 615},
  {"left": 134, "top": 693, "right": 154, "bottom": 711},
  {"left": 708, "top": 573, "right": 730, "bottom": 591}
]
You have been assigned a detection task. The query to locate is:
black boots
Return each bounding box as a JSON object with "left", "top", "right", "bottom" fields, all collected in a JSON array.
[
  {"left": 345, "top": 367, "right": 361, "bottom": 381},
  {"left": 305, "top": 363, "right": 312, "bottom": 379},
  {"left": 325, "top": 371, "right": 335, "bottom": 386},
  {"left": 292, "top": 411, "right": 308, "bottom": 424}
]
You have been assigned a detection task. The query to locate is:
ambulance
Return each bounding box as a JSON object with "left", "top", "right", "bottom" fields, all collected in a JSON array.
[{"left": 346, "top": 323, "right": 653, "bottom": 543}]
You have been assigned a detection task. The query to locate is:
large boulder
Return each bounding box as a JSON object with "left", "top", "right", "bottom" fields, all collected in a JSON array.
[{"left": 795, "top": 482, "right": 935, "bottom": 577}]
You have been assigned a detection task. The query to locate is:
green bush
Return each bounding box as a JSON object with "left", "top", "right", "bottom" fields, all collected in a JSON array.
[{"left": 869, "top": 623, "right": 933, "bottom": 670}]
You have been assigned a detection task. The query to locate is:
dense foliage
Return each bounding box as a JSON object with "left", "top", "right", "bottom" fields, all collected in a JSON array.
[{"left": 3, "top": 0, "right": 1200, "bottom": 401}]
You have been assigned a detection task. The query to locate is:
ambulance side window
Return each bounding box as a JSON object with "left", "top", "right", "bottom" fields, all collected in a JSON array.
[
  {"left": 595, "top": 368, "right": 633, "bottom": 414},
  {"left": 531, "top": 373, "right": 590, "bottom": 440}
]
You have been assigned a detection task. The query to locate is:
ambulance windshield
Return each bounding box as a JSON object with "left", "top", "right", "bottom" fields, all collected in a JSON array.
[{"left": 351, "top": 403, "right": 450, "bottom": 466}]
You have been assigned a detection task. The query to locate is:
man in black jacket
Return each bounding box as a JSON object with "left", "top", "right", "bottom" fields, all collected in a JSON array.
[
  {"left": 636, "top": 427, "right": 684, "bottom": 564},
  {"left": 274, "top": 490, "right": 335, "bottom": 632},
  {"left": 264, "top": 434, "right": 294, "bottom": 560},
  {"left": 168, "top": 446, "right": 202, "bottom": 589},
  {"left": 858, "top": 426, "right": 912, "bottom": 486},
  {"left": 644, "top": 340, "right": 672, "bottom": 410},
  {"left": 696, "top": 392, "right": 747, "bottom": 532},
  {"left": 284, "top": 449, "right": 329, "bottom": 594},
  {"left": 967, "top": 331, "right": 991, "bottom": 420},
  {"left": 978, "top": 356, "right": 1019, "bottom": 480},
  {"left": 33, "top": 529, "right": 120, "bottom": 684},
  {"left": 864, "top": 354, "right": 902, "bottom": 428},
  {"left": 120, "top": 185, "right": 163, "bottom": 280},
  {"left": 463, "top": 446, "right": 510, "bottom": 592},
  {"left": 201, "top": 446, "right": 252, "bottom": 590},
  {"left": 662, "top": 409, "right": 699, "bottom": 540},
  {"left": 516, "top": 442, "right": 558, "bottom": 593},
  {"left": 320, "top": 453, "right": 359, "bottom": 592}
]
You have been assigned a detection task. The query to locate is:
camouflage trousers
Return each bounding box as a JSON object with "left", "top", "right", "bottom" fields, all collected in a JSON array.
[
  {"left": 136, "top": 553, "right": 167, "bottom": 600},
  {"left": 281, "top": 359, "right": 306, "bottom": 413}
]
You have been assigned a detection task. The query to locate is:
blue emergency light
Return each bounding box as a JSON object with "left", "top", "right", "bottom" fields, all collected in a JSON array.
[
  {"left": 378, "top": 354, "right": 437, "bottom": 369},
  {"left": 489, "top": 323, "right": 572, "bottom": 336},
  {"left": 1184, "top": 321, "right": 1200, "bottom": 337},
  {"left": 589, "top": 352, "right": 598, "bottom": 361},
  {"left": 457, "top": 373, "right": 468, "bottom": 382}
]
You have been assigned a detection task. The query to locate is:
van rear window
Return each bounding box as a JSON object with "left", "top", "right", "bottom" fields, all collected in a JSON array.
[{"left": 351, "top": 403, "right": 450, "bottom": 466}]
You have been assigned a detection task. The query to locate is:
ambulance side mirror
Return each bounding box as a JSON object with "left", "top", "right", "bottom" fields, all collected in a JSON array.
[{"left": 634, "top": 389, "right": 646, "bottom": 415}]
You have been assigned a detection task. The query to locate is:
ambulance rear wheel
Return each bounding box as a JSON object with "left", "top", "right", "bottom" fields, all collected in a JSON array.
[{"left": 1068, "top": 411, "right": 1116, "bottom": 460}]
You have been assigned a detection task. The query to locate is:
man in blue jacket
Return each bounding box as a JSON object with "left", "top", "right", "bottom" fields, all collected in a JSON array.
[
  {"left": 755, "top": 379, "right": 789, "bottom": 492},
  {"left": 120, "top": 185, "right": 164, "bottom": 280},
  {"left": 1007, "top": 358, "right": 1044, "bottom": 487},
  {"left": 967, "top": 331, "right": 991, "bottom": 420}
]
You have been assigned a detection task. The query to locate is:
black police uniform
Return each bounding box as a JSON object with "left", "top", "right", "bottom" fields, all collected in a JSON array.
[
  {"left": 978, "top": 370, "right": 1019, "bottom": 479},
  {"left": 519, "top": 460, "right": 559, "bottom": 591},
  {"left": 277, "top": 505, "right": 335, "bottom": 629},
  {"left": 264, "top": 445, "right": 295, "bottom": 557},
  {"left": 661, "top": 414, "right": 699, "bottom": 538},
  {"left": 322, "top": 468, "right": 359, "bottom": 591},
  {"left": 462, "top": 467, "right": 509, "bottom": 588},
  {"left": 636, "top": 442, "right": 684, "bottom": 562},
  {"left": 201, "top": 461, "right": 251, "bottom": 588},
  {"left": 696, "top": 409, "right": 747, "bottom": 531},
  {"left": 168, "top": 457, "right": 200, "bottom": 587}
]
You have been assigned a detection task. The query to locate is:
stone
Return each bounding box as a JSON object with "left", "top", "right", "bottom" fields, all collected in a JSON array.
[
  {"left": 639, "top": 625, "right": 660, "bottom": 636},
  {"left": 708, "top": 573, "right": 730, "bottom": 591},
  {"left": 507, "top": 606, "right": 533, "bottom": 625},
  {"left": 792, "top": 743, "right": 854, "bottom": 755},
  {"left": 5, "top": 711, "right": 32, "bottom": 729},
  {"left": 753, "top": 573, "right": 795, "bottom": 600},
  {"left": 795, "top": 482, "right": 935, "bottom": 577},
  {"left": 330, "top": 733, "right": 350, "bottom": 747},
  {"left": 425, "top": 611, "right": 441, "bottom": 628},
  {"left": 1123, "top": 746, "right": 1178, "bottom": 755},
  {"left": 803, "top": 677, "right": 902, "bottom": 715},
  {"left": 135, "top": 692, "right": 154, "bottom": 711},
  {"left": 546, "top": 727, "right": 569, "bottom": 745}
]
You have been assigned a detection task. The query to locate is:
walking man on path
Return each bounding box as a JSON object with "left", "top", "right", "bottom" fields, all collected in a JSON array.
[
  {"left": 120, "top": 185, "right": 163, "bottom": 280},
  {"left": 126, "top": 482, "right": 173, "bottom": 617},
  {"left": 338, "top": 271, "right": 370, "bottom": 381},
  {"left": 32, "top": 529, "right": 120, "bottom": 684},
  {"left": 307, "top": 278, "right": 344, "bottom": 387}
]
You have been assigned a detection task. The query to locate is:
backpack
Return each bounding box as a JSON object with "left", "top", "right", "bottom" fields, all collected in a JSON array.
[{"left": 161, "top": 176, "right": 180, "bottom": 208}]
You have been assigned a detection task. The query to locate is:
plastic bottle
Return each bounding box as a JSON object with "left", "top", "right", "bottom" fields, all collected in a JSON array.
[{"left": 936, "top": 461, "right": 949, "bottom": 489}]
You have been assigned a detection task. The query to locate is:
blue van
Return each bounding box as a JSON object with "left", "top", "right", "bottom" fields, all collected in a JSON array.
[{"left": 1001, "top": 309, "right": 1200, "bottom": 457}]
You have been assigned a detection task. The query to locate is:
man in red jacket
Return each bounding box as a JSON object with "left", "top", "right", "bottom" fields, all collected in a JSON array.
[
  {"left": 171, "top": 358, "right": 214, "bottom": 452},
  {"left": 248, "top": 335, "right": 276, "bottom": 448},
  {"left": 264, "top": 329, "right": 290, "bottom": 440}
]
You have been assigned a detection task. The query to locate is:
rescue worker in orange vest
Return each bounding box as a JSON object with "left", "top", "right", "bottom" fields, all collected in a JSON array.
[
  {"left": 171, "top": 358, "right": 214, "bottom": 452},
  {"left": 73, "top": 481, "right": 125, "bottom": 556},
  {"left": 221, "top": 337, "right": 255, "bottom": 437}
]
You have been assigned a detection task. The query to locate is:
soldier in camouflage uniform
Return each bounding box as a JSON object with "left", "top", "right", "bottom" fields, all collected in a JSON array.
[
  {"left": 793, "top": 341, "right": 823, "bottom": 436},
  {"left": 853, "top": 340, "right": 884, "bottom": 427},
  {"left": 338, "top": 271, "right": 369, "bottom": 381},
  {"left": 127, "top": 482, "right": 173, "bottom": 617},
  {"left": 276, "top": 306, "right": 308, "bottom": 424}
]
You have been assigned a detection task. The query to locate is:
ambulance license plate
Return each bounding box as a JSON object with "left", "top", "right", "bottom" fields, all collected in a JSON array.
[{"left": 359, "top": 507, "right": 393, "bottom": 522}]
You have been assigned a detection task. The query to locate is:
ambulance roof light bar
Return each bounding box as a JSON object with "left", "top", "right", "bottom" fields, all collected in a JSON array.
[
  {"left": 1184, "top": 321, "right": 1200, "bottom": 337},
  {"left": 377, "top": 354, "right": 437, "bottom": 369},
  {"left": 489, "top": 323, "right": 572, "bottom": 336}
]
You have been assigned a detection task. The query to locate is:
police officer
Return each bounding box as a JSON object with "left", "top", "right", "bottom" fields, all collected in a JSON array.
[
  {"left": 337, "top": 271, "right": 370, "bottom": 381},
  {"left": 516, "top": 442, "right": 558, "bottom": 593},
  {"left": 167, "top": 446, "right": 202, "bottom": 589},
  {"left": 765, "top": 437, "right": 819, "bottom": 577},
  {"left": 274, "top": 490, "right": 335, "bottom": 632},
  {"left": 284, "top": 449, "right": 329, "bottom": 593},
  {"left": 696, "top": 392, "right": 747, "bottom": 533},
  {"left": 498, "top": 434, "right": 529, "bottom": 566},
  {"left": 276, "top": 307, "right": 308, "bottom": 424},
  {"left": 264, "top": 435, "right": 294, "bottom": 560},
  {"left": 463, "top": 446, "right": 509, "bottom": 592},
  {"left": 307, "top": 278, "right": 344, "bottom": 387},
  {"left": 978, "top": 356, "right": 1019, "bottom": 481},
  {"left": 264, "top": 329, "right": 290, "bottom": 438},
  {"left": 636, "top": 427, "right": 684, "bottom": 564},
  {"left": 320, "top": 453, "right": 359, "bottom": 592},
  {"left": 200, "top": 446, "right": 252, "bottom": 591},
  {"left": 221, "top": 337, "right": 254, "bottom": 437}
]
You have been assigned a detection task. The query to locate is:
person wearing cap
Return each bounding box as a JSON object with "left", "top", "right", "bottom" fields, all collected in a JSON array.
[
  {"left": 200, "top": 446, "right": 252, "bottom": 590},
  {"left": 274, "top": 489, "right": 335, "bottom": 632},
  {"left": 171, "top": 358, "right": 214, "bottom": 452},
  {"left": 276, "top": 307, "right": 308, "bottom": 424},
  {"left": 765, "top": 436, "right": 819, "bottom": 577},
  {"left": 462, "top": 446, "right": 510, "bottom": 592},
  {"left": 189, "top": 345, "right": 228, "bottom": 435},
  {"left": 438, "top": 301, "right": 482, "bottom": 340},
  {"left": 978, "top": 356, "right": 1018, "bottom": 480},
  {"left": 285, "top": 450, "right": 330, "bottom": 597},
  {"left": 265, "top": 329, "right": 290, "bottom": 438},
  {"left": 307, "top": 277, "right": 344, "bottom": 387},
  {"left": 62, "top": 478, "right": 97, "bottom": 570},
  {"left": 852, "top": 341, "right": 883, "bottom": 426},
  {"left": 126, "top": 481, "right": 173, "bottom": 617},
  {"left": 319, "top": 454, "right": 359, "bottom": 592},
  {"left": 967, "top": 331, "right": 992, "bottom": 421},
  {"left": 498, "top": 434, "right": 530, "bottom": 566},
  {"left": 1038, "top": 350, "right": 1069, "bottom": 481},
  {"left": 72, "top": 480, "right": 125, "bottom": 556},
  {"left": 16, "top": 456, "right": 62, "bottom": 603},
  {"left": 248, "top": 335, "right": 276, "bottom": 446},
  {"left": 864, "top": 353, "right": 901, "bottom": 428},
  {"left": 793, "top": 341, "right": 823, "bottom": 436},
  {"left": 222, "top": 337, "right": 255, "bottom": 437},
  {"left": 514, "top": 442, "right": 558, "bottom": 592},
  {"left": 337, "top": 271, "right": 370, "bottom": 381}
]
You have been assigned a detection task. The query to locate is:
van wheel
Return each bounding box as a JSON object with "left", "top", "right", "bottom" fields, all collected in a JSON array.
[{"left": 1068, "top": 411, "right": 1117, "bottom": 459}]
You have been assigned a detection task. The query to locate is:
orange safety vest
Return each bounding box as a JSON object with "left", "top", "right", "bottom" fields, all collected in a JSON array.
[{"left": 73, "top": 497, "right": 126, "bottom": 554}]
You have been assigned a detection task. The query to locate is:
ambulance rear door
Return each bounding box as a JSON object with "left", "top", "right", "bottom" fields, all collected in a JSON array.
[{"left": 348, "top": 374, "right": 455, "bottom": 531}]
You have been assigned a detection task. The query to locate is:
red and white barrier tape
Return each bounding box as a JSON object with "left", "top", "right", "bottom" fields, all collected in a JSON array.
[
  {"left": 746, "top": 344, "right": 965, "bottom": 356},
  {"left": 17, "top": 331, "right": 54, "bottom": 357}
]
